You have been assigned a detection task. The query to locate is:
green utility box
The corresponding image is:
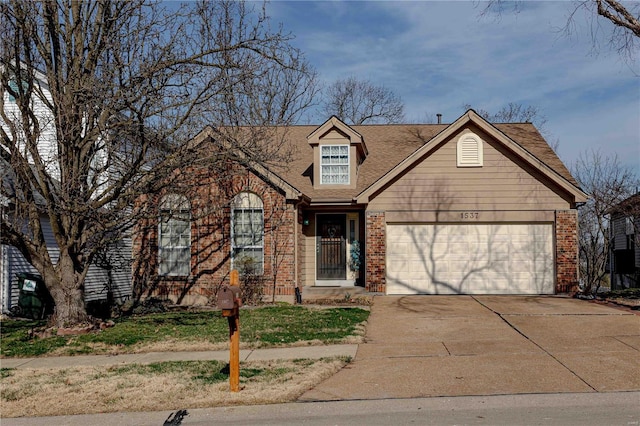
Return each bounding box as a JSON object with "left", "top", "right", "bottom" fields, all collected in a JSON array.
[{"left": 16, "top": 273, "right": 53, "bottom": 320}]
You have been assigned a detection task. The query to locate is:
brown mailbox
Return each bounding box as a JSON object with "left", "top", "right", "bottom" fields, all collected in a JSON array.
[{"left": 218, "top": 285, "right": 241, "bottom": 317}]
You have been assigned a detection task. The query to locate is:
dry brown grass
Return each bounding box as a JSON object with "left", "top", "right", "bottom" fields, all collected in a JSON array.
[
  {"left": 1, "top": 357, "right": 348, "bottom": 418},
  {"left": 46, "top": 339, "right": 233, "bottom": 357}
]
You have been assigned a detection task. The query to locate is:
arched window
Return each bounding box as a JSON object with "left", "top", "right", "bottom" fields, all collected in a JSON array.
[
  {"left": 158, "top": 194, "right": 191, "bottom": 276},
  {"left": 457, "top": 133, "right": 483, "bottom": 167},
  {"left": 231, "top": 192, "right": 264, "bottom": 274}
]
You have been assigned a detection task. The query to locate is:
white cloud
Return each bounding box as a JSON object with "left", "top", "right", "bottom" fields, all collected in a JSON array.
[{"left": 268, "top": 1, "right": 639, "bottom": 171}]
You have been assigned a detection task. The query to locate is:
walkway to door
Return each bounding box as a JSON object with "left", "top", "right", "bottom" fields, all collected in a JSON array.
[{"left": 299, "top": 296, "right": 640, "bottom": 400}]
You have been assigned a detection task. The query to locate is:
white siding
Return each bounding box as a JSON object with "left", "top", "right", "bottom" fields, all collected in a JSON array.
[
  {"left": 2, "top": 72, "right": 132, "bottom": 312},
  {"left": 2, "top": 76, "right": 59, "bottom": 178}
]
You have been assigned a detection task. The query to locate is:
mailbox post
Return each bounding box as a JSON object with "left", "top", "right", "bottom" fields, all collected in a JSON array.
[{"left": 218, "top": 270, "right": 241, "bottom": 392}]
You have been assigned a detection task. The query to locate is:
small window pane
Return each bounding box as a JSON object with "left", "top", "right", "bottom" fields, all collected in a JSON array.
[
  {"left": 231, "top": 193, "right": 264, "bottom": 275},
  {"left": 158, "top": 194, "right": 191, "bottom": 277},
  {"left": 320, "top": 145, "right": 350, "bottom": 185}
]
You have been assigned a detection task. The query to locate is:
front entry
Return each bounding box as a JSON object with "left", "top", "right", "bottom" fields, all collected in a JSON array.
[{"left": 316, "top": 214, "right": 346, "bottom": 281}]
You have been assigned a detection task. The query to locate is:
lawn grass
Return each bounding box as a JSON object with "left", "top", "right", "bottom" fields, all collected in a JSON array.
[
  {"left": 1, "top": 357, "right": 350, "bottom": 417},
  {"left": 1, "top": 305, "right": 369, "bottom": 358}
]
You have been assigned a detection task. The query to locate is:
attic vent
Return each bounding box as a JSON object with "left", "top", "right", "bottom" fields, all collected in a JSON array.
[{"left": 457, "top": 133, "right": 483, "bottom": 167}]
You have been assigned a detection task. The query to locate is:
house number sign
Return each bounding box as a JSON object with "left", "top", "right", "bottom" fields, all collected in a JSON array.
[{"left": 460, "top": 212, "right": 479, "bottom": 220}]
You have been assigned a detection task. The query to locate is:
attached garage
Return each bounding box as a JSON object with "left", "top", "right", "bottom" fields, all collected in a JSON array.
[{"left": 386, "top": 223, "right": 554, "bottom": 295}]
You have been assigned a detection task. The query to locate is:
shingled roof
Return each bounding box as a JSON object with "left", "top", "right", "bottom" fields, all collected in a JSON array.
[
  {"left": 607, "top": 193, "right": 640, "bottom": 215},
  {"left": 193, "top": 111, "right": 582, "bottom": 204},
  {"left": 274, "top": 119, "right": 578, "bottom": 202}
]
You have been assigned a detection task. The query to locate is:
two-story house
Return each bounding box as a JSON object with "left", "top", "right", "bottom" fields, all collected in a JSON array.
[{"left": 1, "top": 68, "right": 132, "bottom": 315}]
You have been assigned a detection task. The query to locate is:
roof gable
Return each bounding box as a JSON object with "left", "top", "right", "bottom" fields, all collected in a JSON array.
[
  {"left": 307, "top": 116, "right": 368, "bottom": 157},
  {"left": 355, "top": 110, "right": 588, "bottom": 204}
]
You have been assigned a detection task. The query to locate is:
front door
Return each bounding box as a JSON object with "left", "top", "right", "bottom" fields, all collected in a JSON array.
[{"left": 317, "top": 214, "right": 346, "bottom": 280}]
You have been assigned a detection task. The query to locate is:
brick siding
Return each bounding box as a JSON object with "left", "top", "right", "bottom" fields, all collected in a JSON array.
[
  {"left": 555, "top": 210, "right": 579, "bottom": 293},
  {"left": 132, "top": 169, "right": 296, "bottom": 305},
  {"left": 365, "top": 211, "right": 386, "bottom": 293}
]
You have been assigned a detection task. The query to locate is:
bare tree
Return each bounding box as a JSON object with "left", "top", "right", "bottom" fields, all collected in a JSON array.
[
  {"left": 465, "top": 103, "right": 546, "bottom": 127},
  {"left": 479, "top": 1, "right": 639, "bottom": 70},
  {"left": 0, "top": 0, "right": 316, "bottom": 327},
  {"left": 464, "top": 103, "right": 558, "bottom": 151},
  {"left": 572, "top": 150, "right": 639, "bottom": 294},
  {"left": 321, "top": 77, "right": 405, "bottom": 125}
]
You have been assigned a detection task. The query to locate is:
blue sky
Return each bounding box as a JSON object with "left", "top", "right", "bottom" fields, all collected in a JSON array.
[{"left": 265, "top": 1, "right": 639, "bottom": 174}]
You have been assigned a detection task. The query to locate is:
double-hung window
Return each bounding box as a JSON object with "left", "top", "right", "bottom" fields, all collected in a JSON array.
[
  {"left": 231, "top": 192, "right": 264, "bottom": 274},
  {"left": 158, "top": 194, "right": 191, "bottom": 276},
  {"left": 320, "top": 145, "right": 349, "bottom": 184}
]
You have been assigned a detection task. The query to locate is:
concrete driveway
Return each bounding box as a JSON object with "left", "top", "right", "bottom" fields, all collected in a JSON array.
[{"left": 299, "top": 296, "right": 640, "bottom": 401}]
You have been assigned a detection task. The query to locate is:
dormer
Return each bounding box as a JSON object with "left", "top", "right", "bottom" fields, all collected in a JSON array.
[{"left": 307, "top": 116, "right": 368, "bottom": 189}]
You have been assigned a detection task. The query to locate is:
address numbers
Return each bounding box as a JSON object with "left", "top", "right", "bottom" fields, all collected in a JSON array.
[{"left": 460, "top": 212, "right": 479, "bottom": 220}]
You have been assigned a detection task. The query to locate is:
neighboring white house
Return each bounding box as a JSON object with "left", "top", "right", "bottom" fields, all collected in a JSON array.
[{"left": 0, "top": 68, "right": 132, "bottom": 314}]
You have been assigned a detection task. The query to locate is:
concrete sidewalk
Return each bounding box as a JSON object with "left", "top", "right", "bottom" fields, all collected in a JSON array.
[{"left": 0, "top": 344, "right": 358, "bottom": 370}]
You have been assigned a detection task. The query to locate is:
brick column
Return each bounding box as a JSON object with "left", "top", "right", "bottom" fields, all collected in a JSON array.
[
  {"left": 555, "top": 210, "right": 579, "bottom": 293},
  {"left": 365, "top": 211, "right": 386, "bottom": 293}
]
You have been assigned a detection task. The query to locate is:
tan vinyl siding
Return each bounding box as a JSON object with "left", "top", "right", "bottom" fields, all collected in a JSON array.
[
  {"left": 368, "top": 132, "right": 572, "bottom": 213},
  {"left": 301, "top": 215, "right": 317, "bottom": 286}
]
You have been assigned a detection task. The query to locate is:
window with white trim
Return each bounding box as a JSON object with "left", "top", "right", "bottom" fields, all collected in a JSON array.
[
  {"left": 231, "top": 192, "right": 264, "bottom": 274},
  {"left": 320, "top": 145, "right": 350, "bottom": 184},
  {"left": 457, "top": 133, "right": 483, "bottom": 167},
  {"left": 158, "top": 194, "right": 191, "bottom": 276}
]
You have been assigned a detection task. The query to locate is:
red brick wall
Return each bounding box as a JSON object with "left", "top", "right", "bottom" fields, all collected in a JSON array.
[
  {"left": 555, "top": 210, "right": 579, "bottom": 293},
  {"left": 132, "top": 170, "right": 296, "bottom": 305},
  {"left": 365, "top": 211, "right": 386, "bottom": 293}
]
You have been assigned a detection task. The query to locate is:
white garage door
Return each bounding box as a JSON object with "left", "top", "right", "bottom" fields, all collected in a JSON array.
[{"left": 386, "top": 223, "right": 554, "bottom": 295}]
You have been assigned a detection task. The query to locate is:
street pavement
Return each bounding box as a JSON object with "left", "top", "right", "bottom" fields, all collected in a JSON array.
[
  {"left": 2, "top": 295, "right": 639, "bottom": 425},
  {"left": 3, "top": 392, "right": 640, "bottom": 425}
]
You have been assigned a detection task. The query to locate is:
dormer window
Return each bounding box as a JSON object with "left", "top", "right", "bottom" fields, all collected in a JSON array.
[
  {"left": 308, "top": 117, "right": 367, "bottom": 189},
  {"left": 321, "top": 145, "right": 350, "bottom": 184},
  {"left": 457, "top": 133, "right": 483, "bottom": 167}
]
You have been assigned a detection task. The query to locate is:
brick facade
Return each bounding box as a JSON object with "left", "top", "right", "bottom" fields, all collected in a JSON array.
[
  {"left": 132, "top": 170, "right": 296, "bottom": 305},
  {"left": 365, "top": 211, "right": 386, "bottom": 293},
  {"left": 555, "top": 210, "right": 579, "bottom": 293}
]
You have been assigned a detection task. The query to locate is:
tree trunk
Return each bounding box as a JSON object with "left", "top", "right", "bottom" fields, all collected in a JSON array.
[{"left": 47, "top": 254, "right": 89, "bottom": 328}]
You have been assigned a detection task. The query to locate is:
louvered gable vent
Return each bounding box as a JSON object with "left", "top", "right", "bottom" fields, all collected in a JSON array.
[{"left": 457, "top": 133, "right": 483, "bottom": 167}]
